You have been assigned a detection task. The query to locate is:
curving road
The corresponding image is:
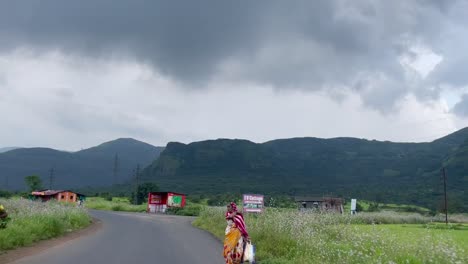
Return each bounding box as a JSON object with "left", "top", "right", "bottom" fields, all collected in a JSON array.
[{"left": 11, "top": 210, "right": 223, "bottom": 264}]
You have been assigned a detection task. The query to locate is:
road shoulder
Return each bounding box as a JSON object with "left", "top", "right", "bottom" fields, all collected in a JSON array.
[{"left": 0, "top": 218, "right": 102, "bottom": 264}]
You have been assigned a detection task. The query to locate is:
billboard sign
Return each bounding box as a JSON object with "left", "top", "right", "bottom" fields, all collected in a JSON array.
[
  {"left": 167, "top": 193, "right": 183, "bottom": 207},
  {"left": 243, "top": 194, "right": 264, "bottom": 213}
]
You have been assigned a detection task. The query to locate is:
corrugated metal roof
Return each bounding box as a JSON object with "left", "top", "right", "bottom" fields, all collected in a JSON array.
[
  {"left": 294, "top": 196, "right": 344, "bottom": 202},
  {"left": 149, "top": 191, "right": 186, "bottom": 196},
  {"left": 31, "top": 190, "right": 85, "bottom": 196}
]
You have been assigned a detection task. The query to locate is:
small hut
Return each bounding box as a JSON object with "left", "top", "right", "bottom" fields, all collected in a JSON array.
[
  {"left": 31, "top": 190, "right": 85, "bottom": 203},
  {"left": 147, "top": 192, "right": 186, "bottom": 213},
  {"left": 295, "top": 196, "right": 344, "bottom": 214}
]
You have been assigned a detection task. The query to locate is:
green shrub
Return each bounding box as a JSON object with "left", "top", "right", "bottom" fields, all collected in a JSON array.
[
  {"left": 85, "top": 197, "right": 147, "bottom": 212},
  {"left": 167, "top": 204, "right": 203, "bottom": 216},
  {"left": 0, "top": 190, "right": 12, "bottom": 198},
  {"left": 111, "top": 205, "right": 124, "bottom": 211}
]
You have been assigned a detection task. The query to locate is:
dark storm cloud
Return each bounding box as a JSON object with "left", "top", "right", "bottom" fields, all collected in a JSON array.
[
  {"left": 0, "top": 0, "right": 264, "bottom": 81},
  {"left": 0, "top": 0, "right": 465, "bottom": 112}
]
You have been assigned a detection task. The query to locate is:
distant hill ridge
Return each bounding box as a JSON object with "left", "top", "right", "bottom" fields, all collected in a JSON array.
[
  {"left": 143, "top": 128, "right": 468, "bottom": 212},
  {"left": 0, "top": 147, "right": 21, "bottom": 153},
  {"left": 0, "top": 138, "right": 164, "bottom": 190}
]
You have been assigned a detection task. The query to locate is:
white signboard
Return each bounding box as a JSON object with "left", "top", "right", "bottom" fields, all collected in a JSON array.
[
  {"left": 243, "top": 194, "right": 264, "bottom": 213},
  {"left": 351, "top": 199, "right": 357, "bottom": 214}
]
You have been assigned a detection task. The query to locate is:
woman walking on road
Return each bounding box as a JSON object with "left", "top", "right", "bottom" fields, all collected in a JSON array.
[{"left": 223, "top": 202, "right": 250, "bottom": 264}]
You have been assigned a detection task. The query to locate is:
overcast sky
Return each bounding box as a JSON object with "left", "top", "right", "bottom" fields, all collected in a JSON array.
[{"left": 1, "top": 0, "right": 468, "bottom": 150}]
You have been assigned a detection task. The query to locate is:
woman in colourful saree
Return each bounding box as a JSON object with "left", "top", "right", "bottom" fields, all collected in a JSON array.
[{"left": 223, "top": 202, "right": 250, "bottom": 264}]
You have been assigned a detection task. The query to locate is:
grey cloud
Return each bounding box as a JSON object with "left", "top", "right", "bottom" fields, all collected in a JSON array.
[
  {"left": 49, "top": 101, "right": 160, "bottom": 139},
  {"left": 430, "top": 56, "right": 468, "bottom": 87},
  {"left": 0, "top": 0, "right": 465, "bottom": 112},
  {"left": 453, "top": 94, "right": 468, "bottom": 117},
  {"left": 55, "top": 88, "right": 75, "bottom": 99},
  {"left": 0, "top": 0, "right": 263, "bottom": 82},
  {"left": 0, "top": 72, "right": 5, "bottom": 87},
  {"left": 0, "top": 72, "right": 8, "bottom": 102}
]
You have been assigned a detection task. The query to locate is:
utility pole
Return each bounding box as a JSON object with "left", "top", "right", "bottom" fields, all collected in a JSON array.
[
  {"left": 49, "top": 168, "right": 55, "bottom": 190},
  {"left": 441, "top": 167, "right": 448, "bottom": 225},
  {"left": 113, "top": 154, "right": 119, "bottom": 185}
]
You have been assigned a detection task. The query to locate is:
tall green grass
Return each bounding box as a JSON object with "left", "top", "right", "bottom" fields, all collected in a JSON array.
[
  {"left": 194, "top": 208, "right": 468, "bottom": 263},
  {"left": 85, "top": 197, "right": 147, "bottom": 212},
  {"left": 0, "top": 198, "right": 91, "bottom": 253},
  {"left": 86, "top": 197, "right": 205, "bottom": 216}
]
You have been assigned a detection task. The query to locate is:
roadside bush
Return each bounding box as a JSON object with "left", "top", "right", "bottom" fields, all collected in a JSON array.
[
  {"left": 167, "top": 204, "right": 203, "bottom": 216},
  {"left": 0, "top": 190, "right": 12, "bottom": 198},
  {"left": 0, "top": 198, "right": 91, "bottom": 252}
]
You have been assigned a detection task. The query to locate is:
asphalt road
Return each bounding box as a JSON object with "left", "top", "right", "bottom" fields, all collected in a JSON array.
[{"left": 11, "top": 210, "right": 223, "bottom": 264}]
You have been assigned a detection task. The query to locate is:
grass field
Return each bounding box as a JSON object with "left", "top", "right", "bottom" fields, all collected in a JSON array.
[
  {"left": 194, "top": 207, "right": 468, "bottom": 264},
  {"left": 0, "top": 198, "right": 91, "bottom": 253},
  {"left": 343, "top": 200, "right": 432, "bottom": 214},
  {"left": 85, "top": 197, "right": 204, "bottom": 216},
  {"left": 84, "top": 197, "right": 147, "bottom": 212}
]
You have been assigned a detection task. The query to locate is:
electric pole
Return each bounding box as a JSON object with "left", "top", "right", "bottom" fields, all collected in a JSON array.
[
  {"left": 441, "top": 167, "right": 448, "bottom": 225},
  {"left": 49, "top": 168, "right": 55, "bottom": 190}
]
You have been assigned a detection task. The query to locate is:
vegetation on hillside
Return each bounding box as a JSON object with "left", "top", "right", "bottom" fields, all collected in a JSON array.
[
  {"left": 24, "top": 175, "right": 43, "bottom": 192},
  {"left": 144, "top": 128, "right": 468, "bottom": 212},
  {"left": 0, "top": 138, "right": 163, "bottom": 190}
]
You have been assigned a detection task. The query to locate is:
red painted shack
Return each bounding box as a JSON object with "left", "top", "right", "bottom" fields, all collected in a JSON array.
[
  {"left": 31, "top": 190, "right": 85, "bottom": 203},
  {"left": 147, "top": 192, "right": 186, "bottom": 213}
]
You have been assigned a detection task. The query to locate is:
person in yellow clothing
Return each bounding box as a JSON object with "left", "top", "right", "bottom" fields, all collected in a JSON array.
[
  {"left": 0, "top": 204, "right": 9, "bottom": 229},
  {"left": 223, "top": 202, "right": 250, "bottom": 264}
]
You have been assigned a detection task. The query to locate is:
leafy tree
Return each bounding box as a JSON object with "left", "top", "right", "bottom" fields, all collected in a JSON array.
[
  {"left": 265, "top": 195, "right": 296, "bottom": 208},
  {"left": 131, "top": 182, "right": 159, "bottom": 205},
  {"left": 0, "top": 190, "right": 12, "bottom": 198},
  {"left": 367, "top": 202, "right": 380, "bottom": 212},
  {"left": 355, "top": 202, "right": 364, "bottom": 212},
  {"left": 24, "top": 175, "right": 43, "bottom": 192}
]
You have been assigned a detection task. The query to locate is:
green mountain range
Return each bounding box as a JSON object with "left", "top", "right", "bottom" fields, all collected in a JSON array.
[
  {"left": 143, "top": 128, "right": 468, "bottom": 212},
  {"left": 0, "top": 147, "right": 20, "bottom": 153},
  {"left": 0, "top": 138, "right": 163, "bottom": 190}
]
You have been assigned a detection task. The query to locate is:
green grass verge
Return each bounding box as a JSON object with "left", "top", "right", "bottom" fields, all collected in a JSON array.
[
  {"left": 85, "top": 197, "right": 147, "bottom": 212},
  {"left": 193, "top": 207, "right": 468, "bottom": 264},
  {"left": 86, "top": 197, "right": 204, "bottom": 216},
  {"left": 0, "top": 198, "right": 91, "bottom": 253}
]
